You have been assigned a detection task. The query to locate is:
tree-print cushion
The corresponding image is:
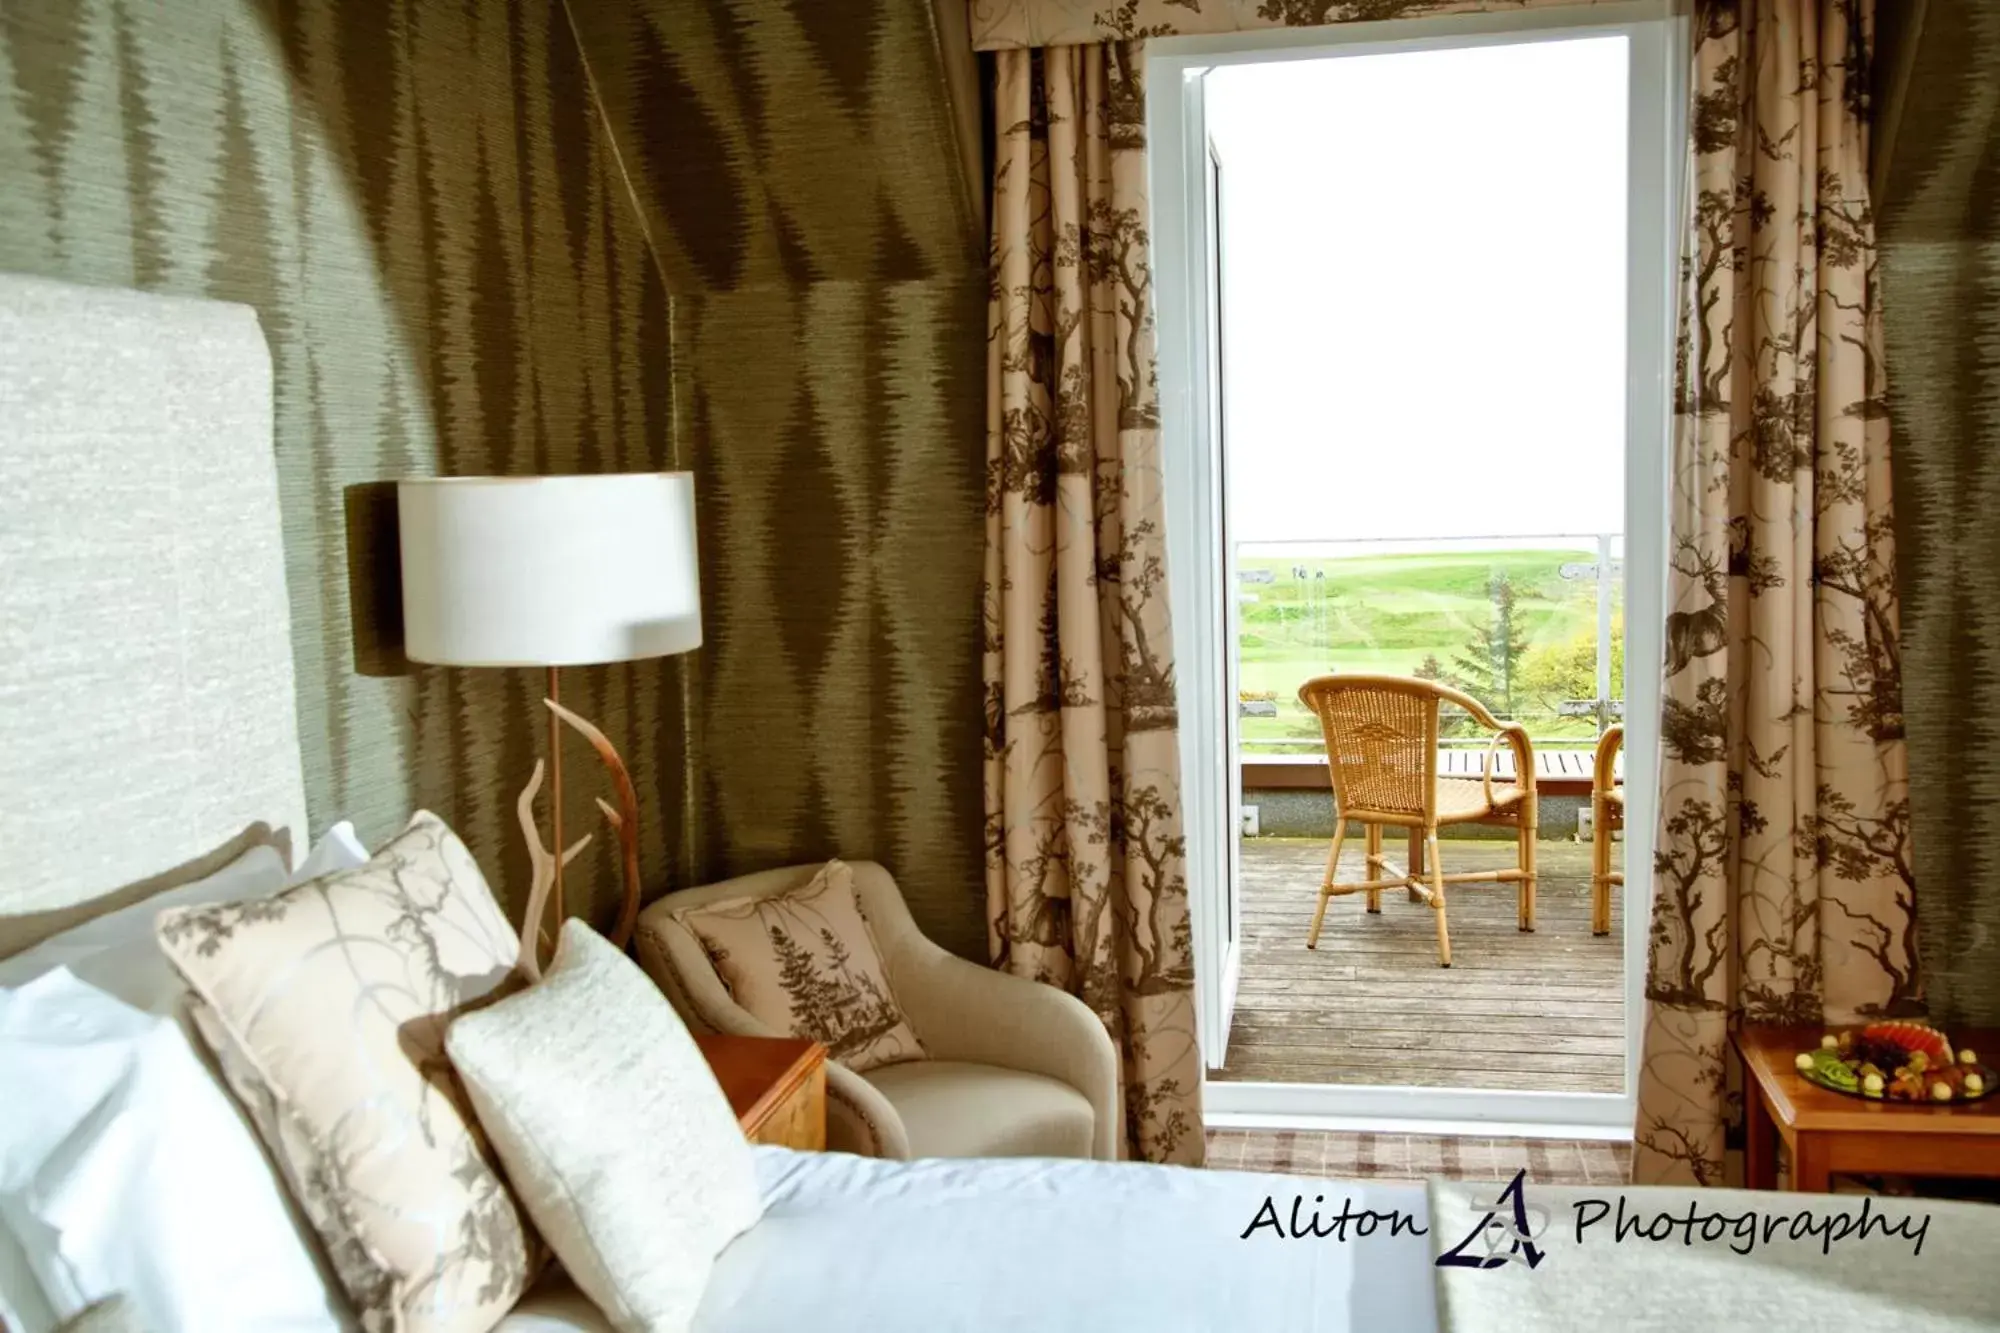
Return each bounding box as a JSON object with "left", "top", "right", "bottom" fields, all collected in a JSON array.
[
  {"left": 671, "top": 859, "right": 925, "bottom": 1073},
  {"left": 155, "top": 811, "right": 539, "bottom": 1333}
]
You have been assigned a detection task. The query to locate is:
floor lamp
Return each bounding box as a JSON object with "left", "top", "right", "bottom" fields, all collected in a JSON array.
[{"left": 397, "top": 473, "right": 701, "bottom": 973}]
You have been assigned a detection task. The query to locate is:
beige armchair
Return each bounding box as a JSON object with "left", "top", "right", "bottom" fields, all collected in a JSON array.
[{"left": 634, "top": 860, "right": 1119, "bottom": 1161}]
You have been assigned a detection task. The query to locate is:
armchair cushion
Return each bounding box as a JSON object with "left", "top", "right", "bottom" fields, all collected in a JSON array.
[
  {"left": 668, "top": 860, "right": 924, "bottom": 1073},
  {"left": 862, "top": 1061, "right": 1095, "bottom": 1159}
]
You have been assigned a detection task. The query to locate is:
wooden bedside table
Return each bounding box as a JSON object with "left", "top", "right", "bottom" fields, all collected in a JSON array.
[
  {"left": 1736, "top": 1025, "right": 2000, "bottom": 1192},
  {"left": 696, "top": 1034, "right": 827, "bottom": 1150}
]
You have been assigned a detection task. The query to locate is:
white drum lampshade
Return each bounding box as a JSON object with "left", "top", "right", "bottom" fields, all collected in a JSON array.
[{"left": 397, "top": 473, "right": 702, "bottom": 667}]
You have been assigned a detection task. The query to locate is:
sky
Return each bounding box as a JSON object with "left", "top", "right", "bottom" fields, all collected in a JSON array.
[{"left": 1204, "top": 36, "right": 1629, "bottom": 546}]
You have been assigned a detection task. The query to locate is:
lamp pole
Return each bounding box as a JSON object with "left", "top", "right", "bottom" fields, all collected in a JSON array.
[{"left": 548, "top": 664, "right": 564, "bottom": 921}]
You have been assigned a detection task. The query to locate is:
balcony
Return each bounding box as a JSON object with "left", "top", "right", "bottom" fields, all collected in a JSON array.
[
  {"left": 1216, "top": 837, "right": 1624, "bottom": 1091},
  {"left": 1221, "top": 534, "right": 1627, "bottom": 1091},
  {"left": 1235, "top": 534, "right": 1623, "bottom": 838}
]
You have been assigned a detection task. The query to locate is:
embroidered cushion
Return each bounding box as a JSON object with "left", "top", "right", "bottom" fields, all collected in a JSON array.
[
  {"left": 156, "top": 811, "right": 538, "bottom": 1333},
  {"left": 670, "top": 859, "right": 924, "bottom": 1072},
  {"left": 447, "top": 920, "right": 762, "bottom": 1333}
]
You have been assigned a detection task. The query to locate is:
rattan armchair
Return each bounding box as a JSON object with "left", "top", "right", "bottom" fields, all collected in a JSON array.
[
  {"left": 1296, "top": 674, "right": 1538, "bottom": 968},
  {"left": 1590, "top": 725, "right": 1623, "bottom": 937}
]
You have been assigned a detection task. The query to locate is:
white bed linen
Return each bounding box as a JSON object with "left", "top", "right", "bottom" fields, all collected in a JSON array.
[
  {"left": 683, "top": 1149, "right": 1438, "bottom": 1332},
  {"left": 500, "top": 1150, "right": 1438, "bottom": 1332}
]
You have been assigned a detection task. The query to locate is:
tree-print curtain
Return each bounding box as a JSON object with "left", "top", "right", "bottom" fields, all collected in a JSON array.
[
  {"left": 1636, "top": 0, "right": 1914, "bottom": 1185},
  {"left": 985, "top": 42, "right": 1203, "bottom": 1165},
  {"left": 976, "top": 0, "right": 1914, "bottom": 1181}
]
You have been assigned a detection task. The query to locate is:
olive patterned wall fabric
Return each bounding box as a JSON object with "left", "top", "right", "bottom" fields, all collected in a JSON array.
[
  {"left": 563, "top": 1, "right": 980, "bottom": 290},
  {"left": 670, "top": 281, "right": 989, "bottom": 957},
  {"left": 569, "top": 1, "right": 991, "bottom": 957},
  {"left": 0, "top": 0, "right": 681, "bottom": 926},
  {"left": 0, "top": 0, "right": 992, "bottom": 954},
  {"left": 1874, "top": 2, "right": 2000, "bottom": 1026}
]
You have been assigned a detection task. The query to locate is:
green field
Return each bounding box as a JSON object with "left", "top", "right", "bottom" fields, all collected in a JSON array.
[{"left": 1237, "top": 547, "right": 1623, "bottom": 750}]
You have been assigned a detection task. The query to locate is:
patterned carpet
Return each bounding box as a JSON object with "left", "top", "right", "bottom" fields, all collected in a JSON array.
[{"left": 1207, "top": 1130, "right": 1631, "bottom": 1186}]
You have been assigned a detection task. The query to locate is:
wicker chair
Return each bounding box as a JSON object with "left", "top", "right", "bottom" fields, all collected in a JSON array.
[
  {"left": 1590, "top": 725, "right": 1623, "bottom": 937},
  {"left": 1296, "top": 674, "right": 1538, "bottom": 968}
]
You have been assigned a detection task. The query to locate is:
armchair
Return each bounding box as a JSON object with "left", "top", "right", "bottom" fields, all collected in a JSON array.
[
  {"left": 634, "top": 861, "right": 1118, "bottom": 1161},
  {"left": 1591, "top": 725, "right": 1624, "bottom": 937},
  {"left": 1296, "top": 673, "right": 1539, "bottom": 968}
]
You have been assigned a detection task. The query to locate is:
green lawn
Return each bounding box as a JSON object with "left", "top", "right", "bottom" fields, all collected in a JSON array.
[{"left": 1237, "top": 547, "right": 1622, "bottom": 749}]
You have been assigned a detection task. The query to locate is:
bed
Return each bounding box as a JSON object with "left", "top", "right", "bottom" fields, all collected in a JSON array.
[
  {"left": 3, "top": 274, "right": 1995, "bottom": 1333},
  {"left": 501, "top": 1153, "right": 1438, "bottom": 1330}
]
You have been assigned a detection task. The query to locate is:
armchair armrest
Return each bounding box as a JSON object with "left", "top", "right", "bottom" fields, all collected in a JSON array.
[
  {"left": 1480, "top": 724, "right": 1533, "bottom": 806},
  {"left": 886, "top": 939, "right": 1119, "bottom": 1160},
  {"left": 825, "top": 1062, "right": 910, "bottom": 1159},
  {"left": 1594, "top": 725, "right": 1624, "bottom": 789}
]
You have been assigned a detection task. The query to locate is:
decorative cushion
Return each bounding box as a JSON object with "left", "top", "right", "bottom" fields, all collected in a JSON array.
[
  {"left": 447, "top": 920, "right": 762, "bottom": 1333},
  {"left": 670, "top": 859, "right": 924, "bottom": 1072},
  {"left": 155, "top": 811, "right": 537, "bottom": 1333}
]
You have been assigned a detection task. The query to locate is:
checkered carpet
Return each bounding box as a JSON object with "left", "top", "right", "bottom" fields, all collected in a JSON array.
[{"left": 1206, "top": 1131, "right": 1631, "bottom": 1186}]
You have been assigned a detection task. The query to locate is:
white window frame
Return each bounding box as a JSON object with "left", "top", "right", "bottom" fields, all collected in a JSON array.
[{"left": 1150, "top": 0, "right": 1688, "bottom": 1138}]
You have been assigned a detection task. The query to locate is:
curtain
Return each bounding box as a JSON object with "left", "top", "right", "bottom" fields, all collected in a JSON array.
[
  {"left": 1635, "top": 0, "right": 1915, "bottom": 1185},
  {"left": 984, "top": 42, "right": 1204, "bottom": 1165}
]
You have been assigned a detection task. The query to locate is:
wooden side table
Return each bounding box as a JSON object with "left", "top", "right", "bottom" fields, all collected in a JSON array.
[
  {"left": 1736, "top": 1025, "right": 2000, "bottom": 1192},
  {"left": 696, "top": 1034, "right": 827, "bottom": 1151}
]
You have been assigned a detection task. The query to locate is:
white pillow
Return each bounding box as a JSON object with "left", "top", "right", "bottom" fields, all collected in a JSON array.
[
  {"left": 0, "top": 823, "right": 370, "bottom": 1017},
  {"left": 0, "top": 844, "right": 287, "bottom": 1332},
  {"left": 0, "top": 971, "right": 352, "bottom": 1332},
  {"left": 447, "top": 920, "right": 764, "bottom": 1333},
  {"left": 0, "top": 823, "right": 373, "bottom": 1333},
  {"left": 288, "top": 820, "right": 370, "bottom": 885},
  {"left": 0, "top": 1223, "right": 58, "bottom": 1333},
  {"left": 0, "top": 844, "right": 289, "bottom": 1014}
]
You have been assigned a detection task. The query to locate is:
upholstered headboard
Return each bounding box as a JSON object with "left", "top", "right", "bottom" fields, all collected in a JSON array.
[{"left": 0, "top": 274, "right": 307, "bottom": 957}]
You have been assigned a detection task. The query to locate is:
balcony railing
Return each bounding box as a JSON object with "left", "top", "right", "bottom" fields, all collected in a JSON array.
[{"left": 1236, "top": 532, "right": 1623, "bottom": 756}]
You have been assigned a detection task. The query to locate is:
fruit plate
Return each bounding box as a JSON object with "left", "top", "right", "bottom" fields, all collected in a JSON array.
[
  {"left": 1794, "top": 1023, "right": 1996, "bottom": 1104},
  {"left": 1799, "top": 1060, "right": 1999, "bottom": 1103}
]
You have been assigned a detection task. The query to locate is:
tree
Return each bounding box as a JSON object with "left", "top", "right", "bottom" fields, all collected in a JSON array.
[
  {"left": 1450, "top": 574, "right": 1532, "bottom": 716},
  {"left": 1518, "top": 615, "right": 1625, "bottom": 725},
  {"left": 1413, "top": 653, "right": 1481, "bottom": 739}
]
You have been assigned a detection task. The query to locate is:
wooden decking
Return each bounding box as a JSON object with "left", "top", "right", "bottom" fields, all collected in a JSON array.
[{"left": 1214, "top": 837, "right": 1625, "bottom": 1093}]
